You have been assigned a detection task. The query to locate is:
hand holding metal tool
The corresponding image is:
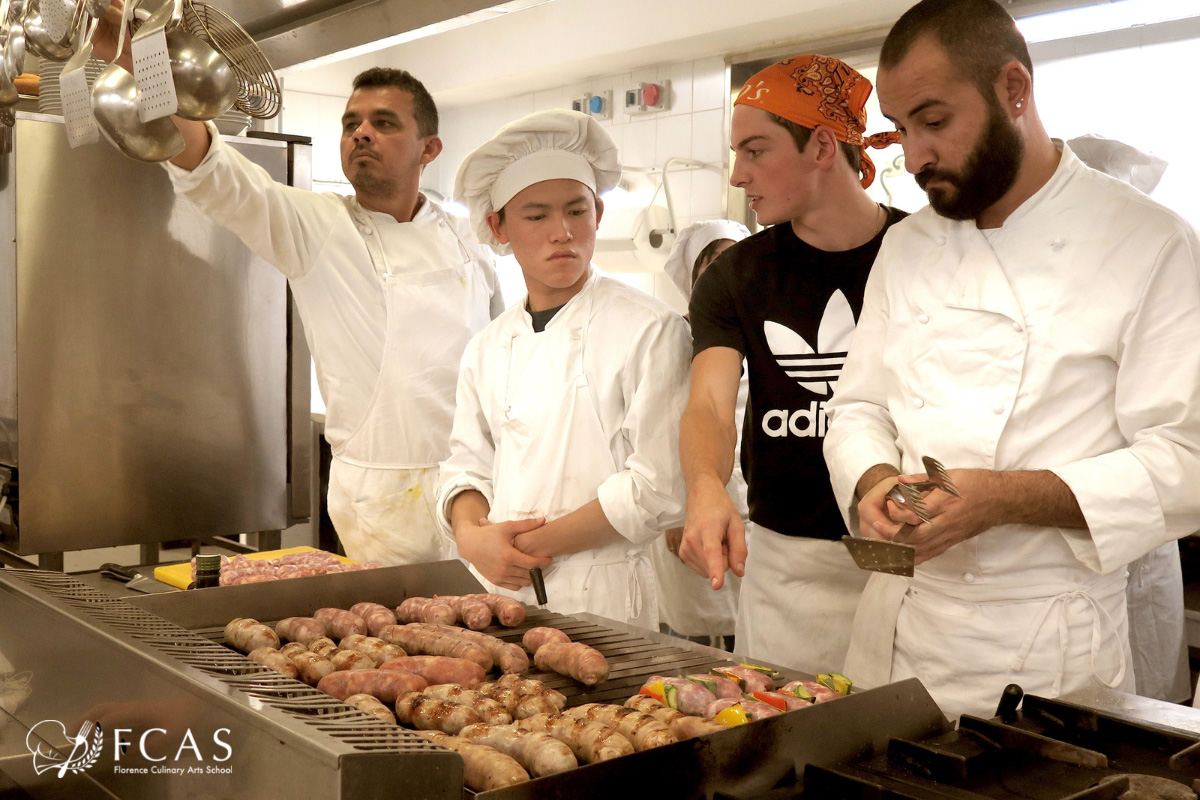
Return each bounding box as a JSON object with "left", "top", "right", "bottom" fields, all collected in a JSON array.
[{"left": 842, "top": 456, "right": 964, "bottom": 577}]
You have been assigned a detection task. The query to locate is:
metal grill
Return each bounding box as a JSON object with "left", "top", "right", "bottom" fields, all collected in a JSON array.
[{"left": 182, "top": 0, "right": 281, "bottom": 119}]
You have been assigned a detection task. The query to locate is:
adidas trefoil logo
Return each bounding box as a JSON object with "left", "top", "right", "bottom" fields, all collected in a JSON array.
[{"left": 763, "top": 290, "right": 857, "bottom": 396}]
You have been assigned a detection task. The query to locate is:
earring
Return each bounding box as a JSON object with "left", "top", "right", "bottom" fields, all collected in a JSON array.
[{"left": 1015, "top": 99, "right": 1024, "bottom": 109}]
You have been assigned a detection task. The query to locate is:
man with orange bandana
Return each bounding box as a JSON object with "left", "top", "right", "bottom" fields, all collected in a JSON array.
[{"left": 677, "top": 55, "right": 904, "bottom": 674}]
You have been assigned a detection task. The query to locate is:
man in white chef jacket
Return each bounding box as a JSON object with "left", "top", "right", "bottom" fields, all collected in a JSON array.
[
  {"left": 435, "top": 110, "right": 691, "bottom": 629},
  {"left": 824, "top": 0, "right": 1200, "bottom": 719},
  {"left": 91, "top": 8, "right": 502, "bottom": 566}
]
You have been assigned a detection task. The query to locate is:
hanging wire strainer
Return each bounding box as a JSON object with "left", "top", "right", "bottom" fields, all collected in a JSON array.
[{"left": 178, "top": 0, "right": 278, "bottom": 119}]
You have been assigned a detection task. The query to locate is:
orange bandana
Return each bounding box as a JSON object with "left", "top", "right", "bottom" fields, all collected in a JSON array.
[{"left": 735, "top": 54, "right": 899, "bottom": 189}]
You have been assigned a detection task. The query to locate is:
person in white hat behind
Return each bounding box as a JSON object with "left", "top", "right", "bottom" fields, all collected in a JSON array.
[
  {"left": 436, "top": 110, "right": 692, "bottom": 628},
  {"left": 656, "top": 221, "right": 750, "bottom": 648}
]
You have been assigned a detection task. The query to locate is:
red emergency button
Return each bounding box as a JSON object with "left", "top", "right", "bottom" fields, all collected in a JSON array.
[{"left": 643, "top": 83, "right": 662, "bottom": 107}]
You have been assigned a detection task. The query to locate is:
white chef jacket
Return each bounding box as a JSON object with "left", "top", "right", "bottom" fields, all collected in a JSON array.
[
  {"left": 824, "top": 143, "right": 1200, "bottom": 718},
  {"left": 436, "top": 272, "right": 691, "bottom": 625},
  {"left": 164, "top": 123, "right": 502, "bottom": 458}
]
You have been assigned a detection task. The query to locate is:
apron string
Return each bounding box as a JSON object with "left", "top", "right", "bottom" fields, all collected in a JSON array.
[{"left": 1011, "top": 589, "right": 1127, "bottom": 694}]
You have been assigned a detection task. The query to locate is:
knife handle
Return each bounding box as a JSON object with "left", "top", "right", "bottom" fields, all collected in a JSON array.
[
  {"left": 529, "top": 567, "right": 548, "bottom": 606},
  {"left": 99, "top": 562, "right": 139, "bottom": 582}
]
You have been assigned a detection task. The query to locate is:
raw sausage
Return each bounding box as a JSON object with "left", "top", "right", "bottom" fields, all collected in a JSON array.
[
  {"left": 521, "top": 627, "right": 570, "bottom": 654},
  {"left": 378, "top": 655, "right": 486, "bottom": 688},
  {"left": 780, "top": 680, "right": 838, "bottom": 703},
  {"left": 344, "top": 693, "right": 396, "bottom": 725},
  {"left": 534, "top": 642, "right": 608, "bottom": 686},
  {"left": 339, "top": 634, "right": 406, "bottom": 666},
  {"left": 248, "top": 647, "right": 298, "bottom": 679},
  {"left": 417, "top": 730, "right": 529, "bottom": 791},
  {"left": 458, "top": 723, "right": 577, "bottom": 777},
  {"left": 349, "top": 602, "right": 397, "bottom": 637},
  {"left": 421, "top": 684, "right": 512, "bottom": 725},
  {"left": 436, "top": 595, "right": 493, "bottom": 630},
  {"left": 465, "top": 594, "right": 526, "bottom": 627},
  {"left": 413, "top": 624, "right": 529, "bottom": 674},
  {"left": 710, "top": 666, "right": 774, "bottom": 694},
  {"left": 396, "top": 597, "right": 456, "bottom": 626},
  {"left": 395, "top": 691, "right": 484, "bottom": 735},
  {"left": 641, "top": 676, "right": 717, "bottom": 717},
  {"left": 705, "top": 697, "right": 781, "bottom": 721},
  {"left": 223, "top": 618, "right": 280, "bottom": 653},
  {"left": 313, "top": 608, "right": 368, "bottom": 640},
  {"left": 377, "top": 625, "right": 492, "bottom": 671},
  {"left": 565, "top": 703, "right": 676, "bottom": 750},
  {"left": 275, "top": 617, "right": 327, "bottom": 646},
  {"left": 514, "top": 713, "right": 634, "bottom": 763},
  {"left": 316, "top": 669, "right": 427, "bottom": 703}
]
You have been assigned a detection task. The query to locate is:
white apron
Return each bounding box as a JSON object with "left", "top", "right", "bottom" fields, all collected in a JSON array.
[
  {"left": 472, "top": 290, "right": 658, "bottom": 630},
  {"left": 651, "top": 536, "right": 741, "bottom": 637},
  {"left": 329, "top": 203, "right": 493, "bottom": 566},
  {"left": 734, "top": 524, "right": 869, "bottom": 674},
  {"left": 846, "top": 569, "right": 1133, "bottom": 720},
  {"left": 1127, "top": 542, "right": 1190, "bottom": 703}
]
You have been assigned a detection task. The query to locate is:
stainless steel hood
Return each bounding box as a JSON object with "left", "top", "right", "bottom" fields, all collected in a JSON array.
[{"left": 202, "top": 0, "right": 509, "bottom": 72}]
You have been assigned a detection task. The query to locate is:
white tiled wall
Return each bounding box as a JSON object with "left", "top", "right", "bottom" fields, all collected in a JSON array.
[{"left": 280, "top": 55, "right": 733, "bottom": 312}]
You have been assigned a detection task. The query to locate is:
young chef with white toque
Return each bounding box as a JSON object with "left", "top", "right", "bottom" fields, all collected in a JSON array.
[
  {"left": 824, "top": 0, "right": 1200, "bottom": 719},
  {"left": 1065, "top": 134, "right": 1191, "bottom": 706},
  {"left": 656, "top": 221, "right": 750, "bottom": 647},
  {"left": 90, "top": 6, "right": 502, "bottom": 566},
  {"left": 436, "top": 110, "right": 692, "bottom": 629}
]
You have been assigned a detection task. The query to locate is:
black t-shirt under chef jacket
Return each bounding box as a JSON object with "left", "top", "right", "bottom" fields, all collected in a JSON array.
[{"left": 688, "top": 207, "right": 907, "bottom": 539}]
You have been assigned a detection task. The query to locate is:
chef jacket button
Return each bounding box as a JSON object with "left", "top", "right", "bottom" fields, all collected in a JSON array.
[
  {"left": 1012, "top": 321, "right": 1023, "bottom": 332},
  {"left": 937, "top": 236, "right": 946, "bottom": 245},
  {"left": 361, "top": 227, "right": 373, "bottom": 236},
  {"left": 1051, "top": 238, "right": 1065, "bottom": 251},
  {"left": 992, "top": 403, "right": 1005, "bottom": 415},
  {"left": 963, "top": 572, "right": 977, "bottom": 583},
  {"left": 918, "top": 312, "right": 930, "bottom": 324},
  {"left": 913, "top": 397, "right": 925, "bottom": 409}
]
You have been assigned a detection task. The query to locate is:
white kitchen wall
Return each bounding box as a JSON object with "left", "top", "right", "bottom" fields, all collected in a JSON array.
[{"left": 280, "top": 54, "right": 733, "bottom": 313}]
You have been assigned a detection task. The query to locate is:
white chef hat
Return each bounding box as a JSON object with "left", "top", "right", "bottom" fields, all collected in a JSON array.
[
  {"left": 1067, "top": 134, "right": 1168, "bottom": 195},
  {"left": 454, "top": 109, "right": 621, "bottom": 254},
  {"left": 664, "top": 220, "right": 751, "bottom": 301}
]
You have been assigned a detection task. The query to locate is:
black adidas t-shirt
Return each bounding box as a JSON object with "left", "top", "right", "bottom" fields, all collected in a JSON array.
[{"left": 689, "top": 207, "right": 907, "bottom": 539}]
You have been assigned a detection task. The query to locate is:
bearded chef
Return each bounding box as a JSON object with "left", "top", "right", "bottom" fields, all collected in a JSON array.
[
  {"left": 1065, "top": 134, "right": 1191, "bottom": 706},
  {"left": 436, "top": 111, "right": 691, "bottom": 629},
  {"left": 656, "top": 221, "right": 750, "bottom": 648},
  {"left": 824, "top": 0, "right": 1200, "bottom": 719},
  {"left": 91, "top": 7, "right": 502, "bottom": 566}
]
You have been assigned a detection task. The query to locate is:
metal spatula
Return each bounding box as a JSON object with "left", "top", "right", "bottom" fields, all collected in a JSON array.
[{"left": 842, "top": 458, "right": 960, "bottom": 577}]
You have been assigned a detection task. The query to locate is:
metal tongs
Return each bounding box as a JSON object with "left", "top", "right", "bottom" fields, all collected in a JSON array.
[{"left": 842, "top": 456, "right": 962, "bottom": 577}]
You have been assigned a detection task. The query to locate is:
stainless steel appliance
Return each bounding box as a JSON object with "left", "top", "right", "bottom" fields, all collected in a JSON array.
[{"left": 0, "top": 111, "right": 311, "bottom": 560}]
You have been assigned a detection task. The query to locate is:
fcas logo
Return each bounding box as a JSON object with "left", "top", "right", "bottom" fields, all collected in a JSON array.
[{"left": 26, "top": 720, "right": 103, "bottom": 777}]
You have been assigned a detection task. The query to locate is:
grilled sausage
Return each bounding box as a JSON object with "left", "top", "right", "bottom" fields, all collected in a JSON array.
[
  {"left": 247, "top": 647, "right": 298, "bottom": 679},
  {"left": 533, "top": 642, "right": 609, "bottom": 686},
  {"left": 521, "top": 626, "right": 571, "bottom": 654},
  {"left": 286, "top": 650, "right": 336, "bottom": 686},
  {"left": 395, "top": 597, "right": 456, "bottom": 626},
  {"left": 349, "top": 602, "right": 398, "bottom": 637},
  {"left": 378, "top": 655, "right": 486, "bottom": 688},
  {"left": 514, "top": 713, "right": 634, "bottom": 763},
  {"left": 308, "top": 637, "right": 338, "bottom": 657},
  {"left": 395, "top": 692, "right": 484, "bottom": 734},
  {"left": 377, "top": 625, "right": 492, "bottom": 671},
  {"left": 316, "top": 669, "right": 427, "bottom": 703},
  {"left": 329, "top": 650, "right": 375, "bottom": 672},
  {"left": 491, "top": 675, "right": 567, "bottom": 710},
  {"left": 279, "top": 642, "right": 309, "bottom": 659},
  {"left": 343, "top": 693, "right": 396, "bottom": 725},
  {"left": 417, "top": 730, "right": 529, "bottom": 791},
  {"left": 565, "top": 703, "right": 676, "bottom": 750},
  {"left": 465, "top": 594, "right": 526, "bottom": 627},
  {"left": 458, "top": 723, "right": 577, "bottom": 777},
  {"left": 623, "top": 695, "right": 728, "bottom": 738},
  {"left": 435, "top": 595, "right": 493, "bottom": 630},
  {"left": 339, "top": 634, "right": 407, "bottom": 666},
  {"left": 413, "top": 623, "right": 529, "bottom": 674},
  {"left": 224, "top": 618, "right": 280, "bottom": 653},
  {"left": 421, "top": 685, "right": 512, "bottom": 725},
  {"left": 475, "top": 686, "right": 560, "bottom": 720},
  {"left": 313, "top": 608, "right": 368, "bottom": 640},
  {"left": 274, "top": 616, "right": 326, "bottom": 646}
]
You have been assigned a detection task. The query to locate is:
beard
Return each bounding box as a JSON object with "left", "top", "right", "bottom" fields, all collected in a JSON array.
[
  {"left": 346, "top": 149, "right": 398, "bottom": 199},
  {"left": 916, "top": 100, "right": 1023, "bottom": 221}
]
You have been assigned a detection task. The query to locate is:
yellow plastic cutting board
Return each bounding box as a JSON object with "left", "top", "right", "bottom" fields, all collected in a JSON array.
[{"left": 153, "top": 546, "right": 357, "bottom": 590}]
